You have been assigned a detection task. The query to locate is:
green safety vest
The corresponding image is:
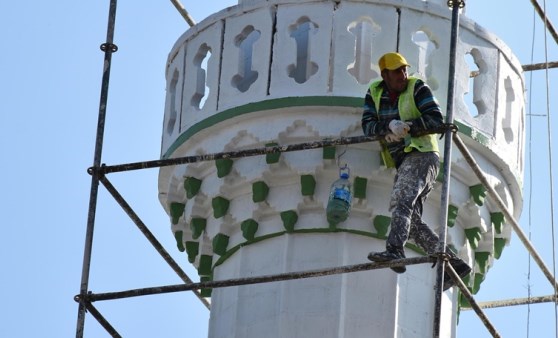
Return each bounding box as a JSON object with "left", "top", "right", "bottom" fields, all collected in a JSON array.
[{"left": 370, "top": 77, "right": 439, "bottom": 168}]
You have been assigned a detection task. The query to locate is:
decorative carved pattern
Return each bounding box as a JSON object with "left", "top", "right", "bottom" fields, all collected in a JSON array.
[
  {"left": 287, "top": 17, "right": 318, "bottom": 84},
  {"left": 232, "top": 26, "right": 260, "bottom": 92},
  {"left": 347, "top": 18, "right": 379, "bottom": 85}
]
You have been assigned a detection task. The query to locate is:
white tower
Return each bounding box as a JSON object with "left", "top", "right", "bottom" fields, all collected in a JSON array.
[{"left": 158, "top": 0, "right": 525, "bottom": 337}]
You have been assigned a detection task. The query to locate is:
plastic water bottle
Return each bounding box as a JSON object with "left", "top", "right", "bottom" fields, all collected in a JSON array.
[{"left": 326, "top": 169, "right": 352, "bottom": 225}]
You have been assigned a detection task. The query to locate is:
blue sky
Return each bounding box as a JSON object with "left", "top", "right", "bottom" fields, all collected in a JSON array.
[{"left": 1, "top": 1, "right": 556, "bottom": 337}]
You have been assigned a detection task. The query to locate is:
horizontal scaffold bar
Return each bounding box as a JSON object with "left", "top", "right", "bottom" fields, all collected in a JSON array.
[
  {"left": 78, "top": 256, "right": 436, "bottom": 302},
  {"left": 89, "top": 125, "right": 456, "bottom": 175},
  {"left": 522, "top": 61, "right": 558, "bottom": 71},
  {"left": 461, "top": 294, "right": 558, "bottom": 310},
  {"left": 94, "top": 135, "right": 378, "bottom": 174}
]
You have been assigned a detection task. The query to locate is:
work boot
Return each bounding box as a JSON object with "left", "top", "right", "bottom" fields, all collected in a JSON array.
[
  {"left": 442, "top": 256, "right": 472, "bottom": 291},
  {"left": 367, "top": 249, "right": 406, "bottom": 273}
]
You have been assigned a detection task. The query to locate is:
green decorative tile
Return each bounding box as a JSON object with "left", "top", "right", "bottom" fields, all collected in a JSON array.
[
  {"left": 323, "top": 146, "right": 336, "bottom": 159},
  {"left": 212, "top": 234, "right": 230, "bottom": 256},
  {"left": 216, "top": 158, "right": 234, "bottom": 178},
  {"left": 212, "top": 196, "right": 230, "bottom": 218},
  {"left": 459, "top": 292, "right": 470, "bottom": 308},
  {"left": 190, "top": 218, "right": 206, "bottom": 239},
  {"left": 174, "top": 231, "right": 185, "bottom": 252},
  {"left": 373, "top": 215, "right": 391, "bottom": 238},
  {"left": 469, "top": 184, "right": 487, "bottom": 206},
  {"left": 185, "top": 241, "right": 199, "bottom": 263},
  {"left": 494, "top": 238, "right": 506, "bottom": 259},
  {"left": 241, "top": 219, "right": 259, "bottom": 240},
  {"left": 265, "top": 142, "right": 281, "bottom": 164},
  {"left": 200, "top": 276, "right": 212, "bottom": 297},
  {"left": 353, "top": 177, "right": 367, "bottom": 199},
  {"left": 447, "top": 204, "right": 459, "bottom": 228},
  {"left": 252, "top": 181, "right": 269, "bottom": 203},
  {"left": 472, "top": 273, "right": 484, "bottom": 294},
  {"left": 475, "top": 252, "right": 490, "bottom": 274},
  {"left": 464, "top": 227, "right": 482, "bottom": 249},
  {"left": 170, "top": 202, "right": 185, "bottom": 225},
  {"left": 183, "top": 177, "right": 202, "bottom": 199},
  {"left": 491, "top": 212, "right": 505, "bottom": 234},
  {"left": 280, "top": 210, "right": 298, "bottom": 232},
  {"left": 198, "top": 255, "right": 213, "bottom": 276},
  {"left": 301, "top": 175, "right": 316, "bottom": 196}
]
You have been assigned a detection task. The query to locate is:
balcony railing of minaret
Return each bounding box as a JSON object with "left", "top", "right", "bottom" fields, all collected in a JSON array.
[{"left": 161, "top": 2, "right": 524, "bottom": 166}]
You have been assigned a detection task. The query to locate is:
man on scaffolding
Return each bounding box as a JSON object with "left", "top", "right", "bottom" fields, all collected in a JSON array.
[{"left": 361, "top": 52, "right": 471, "bottom": 291}]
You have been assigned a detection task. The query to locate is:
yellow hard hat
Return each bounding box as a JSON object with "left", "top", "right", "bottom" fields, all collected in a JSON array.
[{"left": 378, "top": 52, "right": 410, "bottom": 72}]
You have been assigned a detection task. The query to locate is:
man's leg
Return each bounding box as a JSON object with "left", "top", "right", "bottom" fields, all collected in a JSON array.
[
  {"left": 409, "top": 213, "right": 439, "bottom": 255},
  {"left": 403, "top": 153, "right": 471, "bottom": 289},
  {"left": 387, "top": 153, "right": 439, "bottom": 252},
  {"left": 368, "top": 153, "right": 432, "bottom": 272},
  {"left": 409, "top": 216, "right": 472, "bottom": 290},
  {"left": 406, "top": 151, "right": 440, "bottom": 254}
]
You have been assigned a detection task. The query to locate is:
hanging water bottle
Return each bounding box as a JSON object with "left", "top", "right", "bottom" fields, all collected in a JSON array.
[{"left": 326, "top": 166, "right": 352, "bottom": 226}]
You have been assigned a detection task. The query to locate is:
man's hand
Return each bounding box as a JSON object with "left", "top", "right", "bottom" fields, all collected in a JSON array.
[
  {"left": 388, "top": 120, "right": 411, "bottom": 138},
  {"left": 384, "top": 133, "right": 401, "bottom": 143}
]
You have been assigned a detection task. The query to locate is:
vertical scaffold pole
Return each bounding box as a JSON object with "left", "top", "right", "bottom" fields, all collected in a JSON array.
[
  {"left": 433, "top": 1, "right": 463, "bottom": 337},
  {"left": 75, "top": 1, "right": 118, "bottom": 337}
]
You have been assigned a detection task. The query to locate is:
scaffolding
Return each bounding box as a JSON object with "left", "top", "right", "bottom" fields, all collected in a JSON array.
[{"left": 75, "top": 0, "right": 558, "bottom": 337}]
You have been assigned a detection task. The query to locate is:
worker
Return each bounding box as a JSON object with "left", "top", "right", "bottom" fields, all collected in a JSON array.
[{"left": 361, "top": 52, "right": 471, "bottom": 290}]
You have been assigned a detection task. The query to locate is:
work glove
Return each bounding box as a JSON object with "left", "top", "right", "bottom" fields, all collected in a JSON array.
[
  {"left": 388, "top": 119, "right": 411, "bottom": 138},
  {"left": 384, "top": 133, "right": 401, "bottom": 143}
]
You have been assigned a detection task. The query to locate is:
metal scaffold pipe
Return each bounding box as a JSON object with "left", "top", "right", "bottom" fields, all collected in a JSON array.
[
  {"left": 92, "top": 135, "right": 380, "bottom": 174},
  {"left": 170, "top": 0, "right": 196, "bottom": 27},
  {"left": 91, "top": 126, "right": 456, "bottom": 176},
  {"left": 433, "top": 0, "right": 463, "bottom": 336},
  {"left": 82, "top": 302, "right": 122, "bottom": 338},
  {"left": 445, "top": 263, "right": 501, "bottom": 337},
  {"left": 530, "top": 0, "right": 558, "bottom": 45},
  {"left": 75, "top": 0, "right": 118, "bottom": 337},
  {"left": 78, "top": 256, "right": 436, "bottom": 302},
  {"left": 99, "top": 175, "right": 210, "bottom": 309},
  {"left": 462, "top": 294, "right": 558, "bottom": 310},
  {"left": 523, "top": 61, "right": 558, "bottom": 71}
]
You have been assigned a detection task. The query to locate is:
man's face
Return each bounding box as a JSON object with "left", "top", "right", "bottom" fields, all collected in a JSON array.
[{"left": 382, "top": 66, "right": 408, "bottom": 93}]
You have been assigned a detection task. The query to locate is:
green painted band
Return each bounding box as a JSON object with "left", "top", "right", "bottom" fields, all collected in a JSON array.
[
  {"left": 163, "top": 96, "right": 362, "bottom": 159},
  {"left": 162, "top": 96, "right": 490, "bottom": 159}
]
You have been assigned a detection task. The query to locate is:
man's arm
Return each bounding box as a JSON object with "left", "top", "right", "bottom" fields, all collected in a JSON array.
[
  {"left": 362, "top": 88, "right": 391, "bottom": 137},
  {"left": 407, "top": 80, "right": 444, "bottom": 136}
]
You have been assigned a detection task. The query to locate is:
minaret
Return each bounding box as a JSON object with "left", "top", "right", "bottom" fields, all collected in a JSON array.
[{"left": 158, "top": 0, "right": 525, "bottom": 337}]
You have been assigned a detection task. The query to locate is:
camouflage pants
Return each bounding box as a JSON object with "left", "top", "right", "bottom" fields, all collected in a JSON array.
[{"left": 386, "top": 151, "right": 440, "bottom": 256}]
